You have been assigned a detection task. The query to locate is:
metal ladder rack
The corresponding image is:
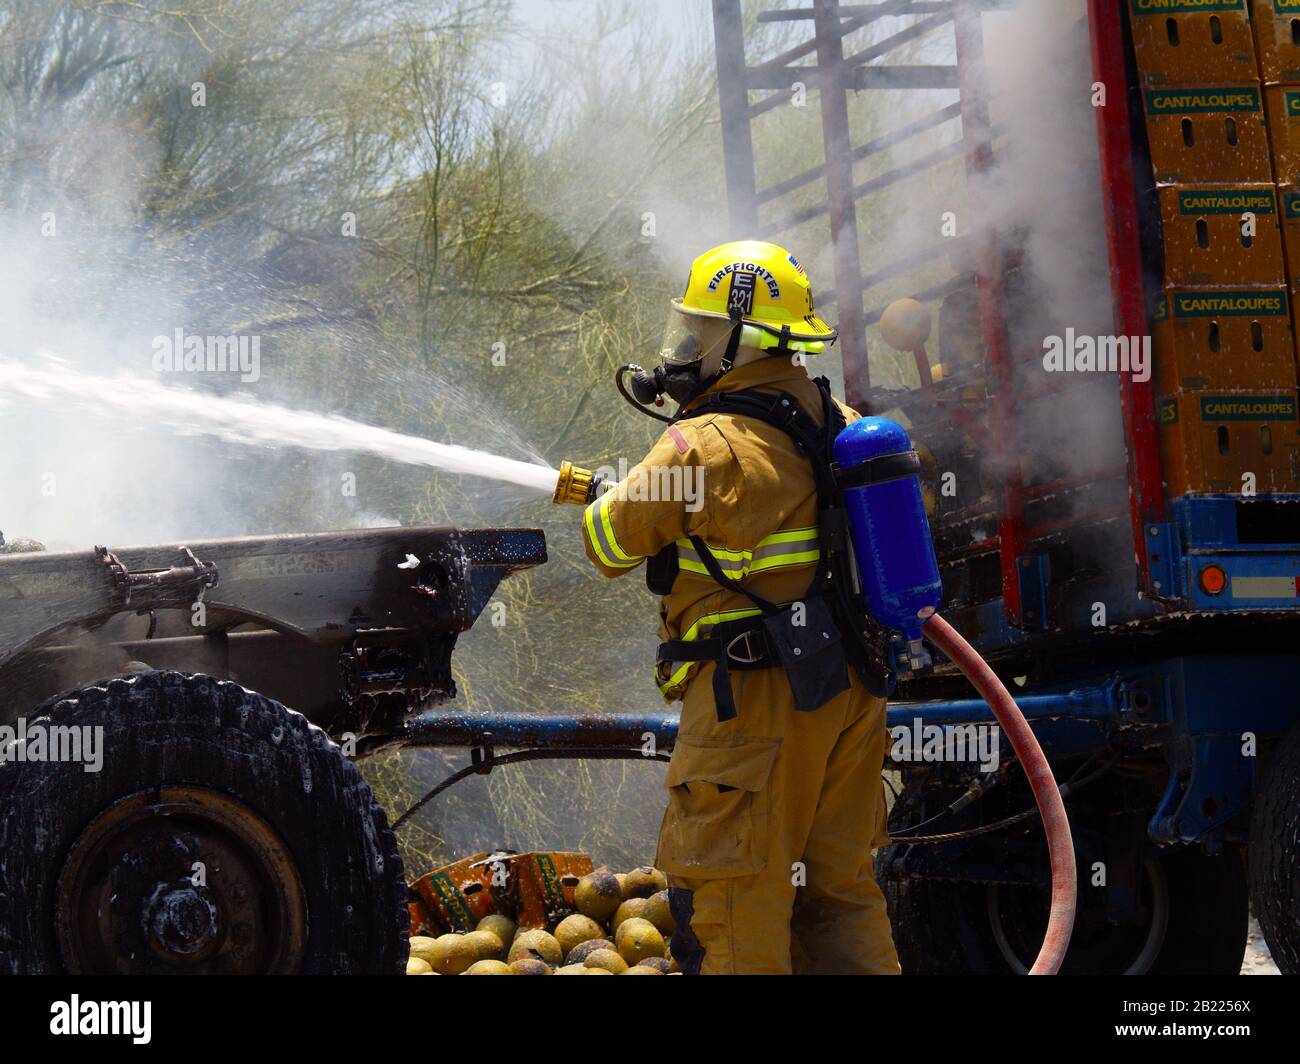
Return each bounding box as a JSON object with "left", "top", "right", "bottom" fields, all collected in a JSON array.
[
  {"left": 711, "top": 0, "right": 1038, "bottom": 627},
  {"left": 709, "top": 0, "right": 1165, "bottom": 638}
]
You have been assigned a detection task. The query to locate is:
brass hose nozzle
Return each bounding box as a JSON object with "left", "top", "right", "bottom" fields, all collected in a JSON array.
[{"left": 553, "top": 460, "right": 601, "bottom": 506}]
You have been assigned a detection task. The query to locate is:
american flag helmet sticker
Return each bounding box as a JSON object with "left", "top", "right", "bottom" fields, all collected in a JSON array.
[{"left": 787, "top": 254, "right": 805, "bottom": 275}]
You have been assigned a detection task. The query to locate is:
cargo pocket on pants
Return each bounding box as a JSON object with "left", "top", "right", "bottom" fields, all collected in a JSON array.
[{"left": 655, "top": 735, "right": 782, "bottom": 879}]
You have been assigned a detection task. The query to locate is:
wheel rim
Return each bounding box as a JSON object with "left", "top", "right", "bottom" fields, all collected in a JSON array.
[
  {"left": 987, "top": 857, "right": 1169, "bottom": 975},
  {"left": 56, "top": 786, "right": 308, "bottom": 974}
]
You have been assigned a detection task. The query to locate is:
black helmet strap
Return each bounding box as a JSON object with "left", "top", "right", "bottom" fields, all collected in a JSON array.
[{"left": 719, "top": 308, "right": 744, "bottom": 374}]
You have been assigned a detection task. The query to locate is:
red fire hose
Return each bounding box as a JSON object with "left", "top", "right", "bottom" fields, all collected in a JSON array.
[{"left": 921, "top": 613, "right": 1077, "bottom": 975}]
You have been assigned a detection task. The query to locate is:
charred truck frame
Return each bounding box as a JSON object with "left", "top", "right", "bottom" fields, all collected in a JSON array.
[{"left": 0, "top": 529, "right": 549, "bottom": 973}]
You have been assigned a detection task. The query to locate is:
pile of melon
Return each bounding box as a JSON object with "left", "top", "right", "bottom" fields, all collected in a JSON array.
[{"left": 405, "top": 866, "right": 680, "bottom": 975}]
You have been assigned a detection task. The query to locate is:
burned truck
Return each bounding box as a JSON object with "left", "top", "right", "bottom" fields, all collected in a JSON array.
[{"left": 0, "top": 526, "right": 546, "bottom": 974}]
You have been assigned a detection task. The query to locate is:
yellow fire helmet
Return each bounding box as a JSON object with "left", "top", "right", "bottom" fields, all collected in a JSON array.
[{"left": 673, "top": 240, "right": 837, "bottom": 356}]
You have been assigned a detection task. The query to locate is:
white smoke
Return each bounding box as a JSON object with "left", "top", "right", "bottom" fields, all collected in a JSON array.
[{"left": 982, "top": 0, "right": 1113, "bottom": 338}]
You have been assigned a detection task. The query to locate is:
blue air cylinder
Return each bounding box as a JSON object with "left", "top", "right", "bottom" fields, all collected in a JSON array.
[{"left": 833, "top": 416, "right": 942, "bottom": 644}]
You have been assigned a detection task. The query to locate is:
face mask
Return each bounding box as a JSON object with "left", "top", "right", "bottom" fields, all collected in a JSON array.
[
  {"left": 662, "top": 364, "right": 706, "bottom": 405},
  {"left": 627, "top": 361, "right": 706, "bottom": 407},
  {"left": 616, "top": 311, "right": 747, "bottom": 422},
  {"left": 624, "top": 319, "right": 722, "bottom": 411}
]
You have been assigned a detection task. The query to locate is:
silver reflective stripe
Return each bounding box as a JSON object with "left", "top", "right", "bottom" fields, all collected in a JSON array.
[{"left": 752, "top": 537, "right": 816, "bottom": 564}]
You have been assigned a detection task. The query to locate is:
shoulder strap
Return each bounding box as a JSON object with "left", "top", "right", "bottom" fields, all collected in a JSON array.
[
  {"left": 687, "top": 534, "right": 779, "bottom": 615},
  {"left": 674, "top": 386, "right": 823, "bottom": 454},
  {"left": 673, "top": 383, "right": 832, "bottom": 605}
]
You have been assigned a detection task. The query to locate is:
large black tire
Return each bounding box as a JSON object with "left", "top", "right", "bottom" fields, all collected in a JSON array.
[
  {"left": 1249, "top": 718, "right": 1300, "bottom": 974},
  {"left": 0, "top": 671, "right": 407, "bottom": 974},
  {"left": 881, "top": 843, "right": 1247, "bottom": 974}
]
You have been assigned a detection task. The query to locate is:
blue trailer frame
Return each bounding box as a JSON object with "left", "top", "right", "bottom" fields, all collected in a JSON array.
[{"left": 400, "top": 644, "right": 1298, "bottom": 854}]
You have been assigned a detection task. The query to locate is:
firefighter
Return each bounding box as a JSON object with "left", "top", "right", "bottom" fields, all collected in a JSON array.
[{"left": 579, "top": 240, "right": 900, "bottom": 975}]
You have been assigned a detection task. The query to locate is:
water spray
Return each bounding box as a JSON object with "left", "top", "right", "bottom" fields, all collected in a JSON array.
[{"left": 0, "top": 357, "right": 561, "bottom": 495}]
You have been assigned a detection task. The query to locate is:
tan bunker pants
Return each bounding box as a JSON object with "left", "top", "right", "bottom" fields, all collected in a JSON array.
[{"left": 655, "top": 665, "right": 900, "bottom": 975}]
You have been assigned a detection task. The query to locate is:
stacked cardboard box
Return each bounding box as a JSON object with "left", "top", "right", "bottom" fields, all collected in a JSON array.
[{"left": 1132, "top": 0, "right": 1300, "bottom": 495}]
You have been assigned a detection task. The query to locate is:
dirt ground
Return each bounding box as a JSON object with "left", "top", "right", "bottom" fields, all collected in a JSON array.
[{"left": 1241, "top": 917, "right": 1279, "bottom": 975}]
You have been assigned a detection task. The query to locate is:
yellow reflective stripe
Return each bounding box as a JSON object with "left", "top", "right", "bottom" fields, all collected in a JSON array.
[
  {"left": 582, "top": 497, "right": 613, "bottom": 566},
  {"left": 760, "top": 528, "right": 817, "bottom": 545},
  {"left": 701, "top": 544, "right": 751, "bottom": 561},
  {"left": 676, "top": 527, "right": 819, "bottom": 581},
  {"left": 675, "top": 539, "right": 747, "bottom": 579},
  {"left": 656, "top": 607, "right": 765, "bottom": 694},
  {"left": 749, "top": 548, "right": 820, "bottom": 573},
  {"left": 751, "top": 529, "right": 819, "bottom": 569},
  {"left": 680, "top": 606, "right": 765, "bottom": 641},
  {"left": 598, "top": 492, "right": 638, "bottom": 564},
  {"left": 584, "top": 494, "right": 639, "bottom": 569}
]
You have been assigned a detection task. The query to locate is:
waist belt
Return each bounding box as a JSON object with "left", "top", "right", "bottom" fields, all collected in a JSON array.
[{"left": 656, "top": 615, "right": 778, "bottom": 722}]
